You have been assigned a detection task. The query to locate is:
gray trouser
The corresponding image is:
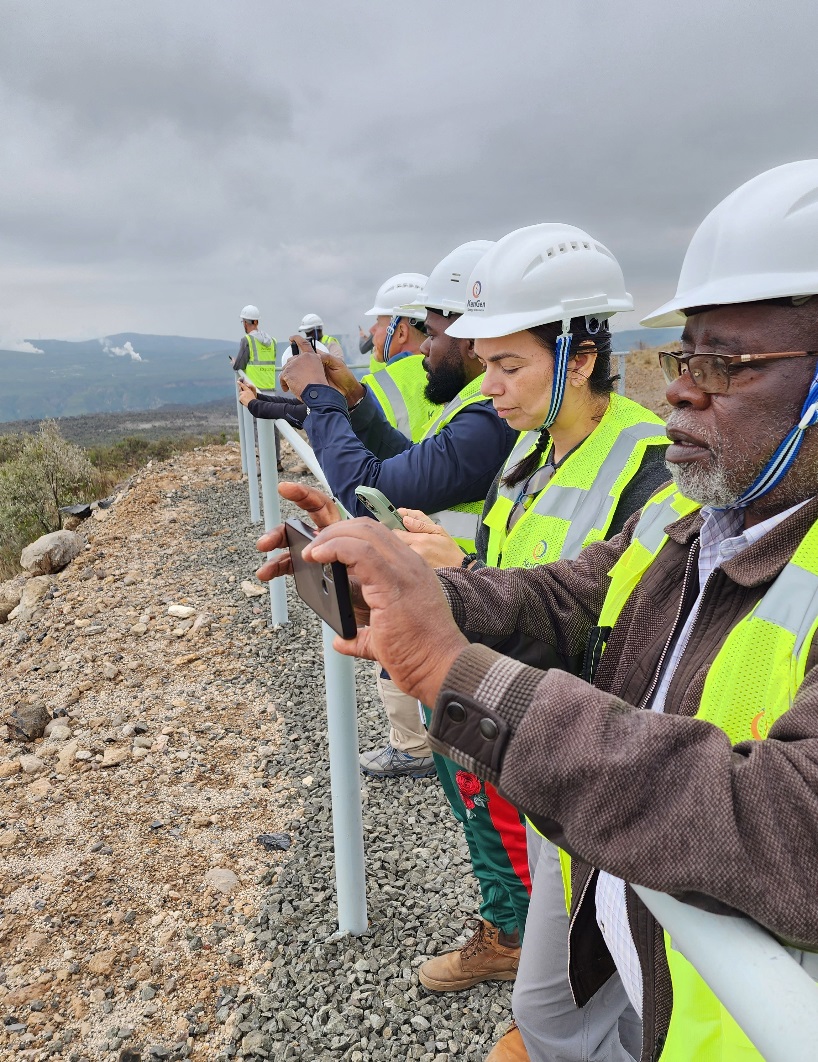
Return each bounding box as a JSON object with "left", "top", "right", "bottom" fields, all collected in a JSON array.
[{"left": 512, "top": 827, "right": 640, "bottom": 1062}]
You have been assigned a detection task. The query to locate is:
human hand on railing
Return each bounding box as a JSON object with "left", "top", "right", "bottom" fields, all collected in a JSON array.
[
  {"left": 238, "top": 380, "right": 257, "bottom": 407},
  {"left": 320, "top": 353, "right": 365, "bottom": 406},
  {"left": 302, "top": 520, "right": 467, "bottom": 704},
  {"left": 393, "top": 509, "right": 466, "bottom": 569},
  {"left": 280, "top": 335, "right": 329, "bottom": 397}
]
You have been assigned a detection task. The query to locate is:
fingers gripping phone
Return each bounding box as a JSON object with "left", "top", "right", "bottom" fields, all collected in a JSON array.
[
  {"left": 284, "top": 519, "right": 357, "bottom": 639},
  {"left": 354, "top": 486, "right": 406, "bottom": 531},
  {"left": 236, "top": 369, "right": 253, "bottom": 386}
]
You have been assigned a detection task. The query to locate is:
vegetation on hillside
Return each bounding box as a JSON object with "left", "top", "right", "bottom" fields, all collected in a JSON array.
[{"left": 0, "top": 422, "right": 229, "bottom": 580}]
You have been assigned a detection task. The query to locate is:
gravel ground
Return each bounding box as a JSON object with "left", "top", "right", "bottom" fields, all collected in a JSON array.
[{"left": 0, "top": 441, "right": 512, "bottom": 1061}]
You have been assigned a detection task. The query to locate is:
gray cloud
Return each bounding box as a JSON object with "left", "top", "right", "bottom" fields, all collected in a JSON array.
[{"left": 0, "top": 0, "right": 815, "bottom": 350}]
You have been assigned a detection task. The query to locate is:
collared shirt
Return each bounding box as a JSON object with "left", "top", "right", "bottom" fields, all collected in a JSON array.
[{"left": 595, "top": 496, "right": 812, "bottom": 1015}]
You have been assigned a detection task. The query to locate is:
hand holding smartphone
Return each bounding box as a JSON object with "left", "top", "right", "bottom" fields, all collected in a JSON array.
[
  {"left": 284, "top": 519, "right": 357, "bottom": 639},
  {"left": 355, "top": 486, "right": 406, "bottom": 531}
]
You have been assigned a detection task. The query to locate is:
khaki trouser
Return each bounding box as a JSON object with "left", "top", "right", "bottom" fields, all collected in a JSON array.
[{"left": 375, "top": 667, "right": 430, "bottom": 757}]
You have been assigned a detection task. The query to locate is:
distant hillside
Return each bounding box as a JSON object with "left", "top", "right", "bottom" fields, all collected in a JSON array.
[
  {"left": 612, "top": 326, "right": 682, "bottom": 351},
  {"left": 0, "top": 332, "right": 243, "bottom": 422}
]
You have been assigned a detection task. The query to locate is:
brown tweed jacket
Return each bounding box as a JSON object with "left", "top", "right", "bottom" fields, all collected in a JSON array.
[{"left": 429, "top": 494, "right": 818, "bottom": 1062}]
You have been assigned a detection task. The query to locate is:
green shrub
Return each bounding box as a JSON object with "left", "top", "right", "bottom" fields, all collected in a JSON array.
[{"left": 0, "top": 421, "right": 94, "bottom": 567}]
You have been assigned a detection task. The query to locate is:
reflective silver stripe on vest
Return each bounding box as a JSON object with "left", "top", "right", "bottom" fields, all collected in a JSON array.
[
  {"left": 422, "top": 391, "right": 467, "bottom": 438},
  {"left": 374, "top": 371, "right": 411, "bottom": 437},
  {"left": 634, "top": 492, "right": 680, "bottom": 554},
  {"left": 429, "top": 509, "right": 480, "bottom": 541},
  {"left": 753, "top": 562, "right": 818, "bottom": 657},
  {"left": 557, "top": 423, "right": 669, "bottom": 558},
  {"left": 248, "top": 336, "right": 276, "bottom": 365},
  {"left": 495, "top": 431, "right": 541, "bottom": 503},
  {"left": 504, "top": 423, "right": 666, "bottom": 559}
]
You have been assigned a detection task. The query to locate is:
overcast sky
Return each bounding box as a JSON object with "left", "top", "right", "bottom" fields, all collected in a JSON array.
[{"left": 0, "top": 0, "right": 815, "bottom": 352}]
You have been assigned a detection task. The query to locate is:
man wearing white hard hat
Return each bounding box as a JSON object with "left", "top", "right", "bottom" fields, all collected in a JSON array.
[
  {"left": 233, "top": 305, "right": 278, "bottom": 391},
  {"left": 259, "top": 161, "right": 818, "bottom": 1060},
  {"left": 357, "top": 272, "right": 441, "bottom": 441},
  {"left": 297, "top": 313, "right": 345, "bottom": 361}
]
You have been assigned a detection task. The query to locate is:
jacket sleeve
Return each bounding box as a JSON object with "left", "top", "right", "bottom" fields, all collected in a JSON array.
[
  {"left": 348, "top": 387, "right": 413, "bottom": 458},
  {"left": 233, "top": 336, "right": 250, "bottom": 372},
  {"left": 428, "top": 641, "right": 818, "bottom": 950},
  {"left": 247, "top": 394, "right": 307, "bottom": 427},
  {"left": 302, "top": 383, "right": 516, "bottom": 518}
]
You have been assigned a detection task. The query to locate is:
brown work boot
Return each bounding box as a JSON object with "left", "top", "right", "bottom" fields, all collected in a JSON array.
[
  {"left": 485, "top": 1023, "right": 530, "bottom": 1061},
  {"left": 419, "top": 918, "right": 520, "bottom": 992}
]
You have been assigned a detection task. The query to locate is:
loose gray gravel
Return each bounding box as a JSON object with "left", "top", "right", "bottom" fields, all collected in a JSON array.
[{"left": 189, "top": 465, "right": 514, "bottom": 1059}]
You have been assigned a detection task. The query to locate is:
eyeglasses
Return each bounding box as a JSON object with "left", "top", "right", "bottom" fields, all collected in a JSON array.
[{"left": 658, "top": 349, "right": 816, "bottom": 394}]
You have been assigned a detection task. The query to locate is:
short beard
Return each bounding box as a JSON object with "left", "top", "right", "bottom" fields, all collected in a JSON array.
[
  {"left": 424, "top": 358, "right": 467, "bottom": 406},
  {"left": 667, "top": 460, "right": 741, "bottom": 508}
]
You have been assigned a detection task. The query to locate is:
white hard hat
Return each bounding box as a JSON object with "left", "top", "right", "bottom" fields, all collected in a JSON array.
[
  {"left": 240, "top": 304, "right": 260, "bottom": 321},
  {"left": 365, "top": 273, "right": 428, "bottom": 322},
  {"left": 298, "top": 313, "right": 324, "bottom": 334},
  {"left": 446, "top": 224, "right": 632, "bottom": 339},
  {"left": 413, "top": 241, "right": 494, "bottom": 317},
  {"left": 643, "top": 160, "right": 818, "bottom": 328}
]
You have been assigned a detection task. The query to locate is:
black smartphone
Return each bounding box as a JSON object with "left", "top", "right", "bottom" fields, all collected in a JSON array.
[
  {"left": 290, "top": 339, "right": 300, "bottom": 358},
  {"left": 284, "top": 518, "right": 357, "bottom": 639}
]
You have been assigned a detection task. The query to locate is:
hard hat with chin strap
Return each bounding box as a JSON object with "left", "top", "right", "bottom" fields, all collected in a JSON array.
[
  {"left": 642, "top": 159, "right": 818, "bottom": 328},
  {"left": 643, "top": 160, "right": 818, "bottom": 510},
  {"left": 240, "top": 304, "right": 260, "bottom": 321},
  {"left": 446, "top": 223, "right": 632, "bottom": 427},
  {"left": 446, "top": 224, "right": 631, "bottom": 341},
  {"left": 413, "top": 241, "right": 494, "bottom": 317},
  {"left": 365, "top": 272, "right": 428, "bottom": 363},
  {"left": 298, "top": 313, "right": 324, "bottom": 334}
]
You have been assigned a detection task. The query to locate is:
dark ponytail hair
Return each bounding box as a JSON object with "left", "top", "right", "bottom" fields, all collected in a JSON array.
[{"left": 502, "top": 317, "right": 619, "bottom": 489}]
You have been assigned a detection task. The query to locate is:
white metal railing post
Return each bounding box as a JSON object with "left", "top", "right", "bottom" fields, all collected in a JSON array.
[
  {"left": 322, "top": 622, "right": 367, "bottom": 935},
  {"left": 241, "top": 404, "right": 262, "bottom": 524},
  {"left": 234, "top": 383, "right": 248, "bottom": 474},
  {"left": 634, "top": 885, "right": 818, "bottom": 1061},
  {"left": 256, "top": 418, "right": 288, "bottom": 625}
]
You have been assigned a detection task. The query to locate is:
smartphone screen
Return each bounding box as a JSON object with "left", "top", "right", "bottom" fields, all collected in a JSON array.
[{"left": 284, "top": 519, "right": 357, "bottom": 639}]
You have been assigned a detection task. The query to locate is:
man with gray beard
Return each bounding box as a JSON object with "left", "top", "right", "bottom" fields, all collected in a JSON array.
[{"left": 258, "top": 160, "right": 818, "bottom": 1061}]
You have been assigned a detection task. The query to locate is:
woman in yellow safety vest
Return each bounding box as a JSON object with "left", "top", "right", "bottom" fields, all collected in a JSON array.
[{"left": 399, "top": 224, "right": 670, "bottom": 1062}]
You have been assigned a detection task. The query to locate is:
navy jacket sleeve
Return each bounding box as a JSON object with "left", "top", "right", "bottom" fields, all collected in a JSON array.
[
  {"left": 348, "top": 387, "right": 413, "bottom": 459},
  {"left": 301, "top": 384, "right": 517, "bottom": 518}
]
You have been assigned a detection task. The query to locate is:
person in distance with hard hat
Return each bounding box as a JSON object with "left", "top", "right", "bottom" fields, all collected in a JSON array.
[
  {"left": 267, "top": 160, "right": 818, "bottom": 1061},
  {"left": 272, "top": 244, "right": 518, "bottom": 780},
  {"left": 356, "top": 272, "right": 443, "bottom": 441},
  {"left": 233, "top": 304, "right": 284, "bottom": 469},
  {"left": 394, "top": 225, "right": 669, "bottom": 1057},
  {"left": 297, "top": 313, "right": 345, "bottom": 361},
  {"left": 233, "top": 305, "right": 278, "bottom": 390}
]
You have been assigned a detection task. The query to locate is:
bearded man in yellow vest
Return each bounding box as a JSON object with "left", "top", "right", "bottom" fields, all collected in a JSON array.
[{"left": 261, "top": 161, "right": 818, "bottom": 1062}]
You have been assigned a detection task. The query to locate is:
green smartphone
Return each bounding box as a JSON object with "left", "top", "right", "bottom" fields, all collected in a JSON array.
[{"left": 354, "top": 486, "right": 406, "bottom": 530}]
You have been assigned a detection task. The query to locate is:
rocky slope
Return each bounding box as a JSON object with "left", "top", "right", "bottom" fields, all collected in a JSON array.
[{"left": 0, "top": 443, "right": 509, "bottom": 1061}]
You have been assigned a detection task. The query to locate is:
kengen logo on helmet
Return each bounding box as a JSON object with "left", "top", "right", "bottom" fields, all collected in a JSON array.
[{"left": 467, "top": 279, "right": 485, "bottom": 311}]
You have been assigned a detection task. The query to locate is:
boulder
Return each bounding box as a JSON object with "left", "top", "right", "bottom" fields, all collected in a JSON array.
[
  {"left": 20, "top": 530, "right": 84, "bottom": 575},
  {"left": 0, "top": 578, "right": 25, "bottom": 623},
  {"left": 8, "top": 576, "right": 53, "bottom": 623},
  {"left": 7, "top": 702, "right": 51, "bottom": 741}
]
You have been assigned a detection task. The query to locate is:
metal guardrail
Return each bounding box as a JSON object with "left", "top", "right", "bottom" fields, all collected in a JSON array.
[
  {"left": 236, "top": 375, "right": 818, "bottom": 1046},
  {"left": 236, "top": 390, "right": 367, "bottom": 936},
  {"left": 634, "top": 886, "right": 818, "bottom": 1061}
]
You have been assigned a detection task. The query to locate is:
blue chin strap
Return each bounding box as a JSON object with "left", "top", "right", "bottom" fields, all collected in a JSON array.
[
  {"left": 719, "top": 361, "right": 818, "bottom": 509},
  {"left": 383, "top": 315, "right": 401, "bottom": 363},
  {"left": 542, "top": 330, "right": 573, "bottom": 429}
]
